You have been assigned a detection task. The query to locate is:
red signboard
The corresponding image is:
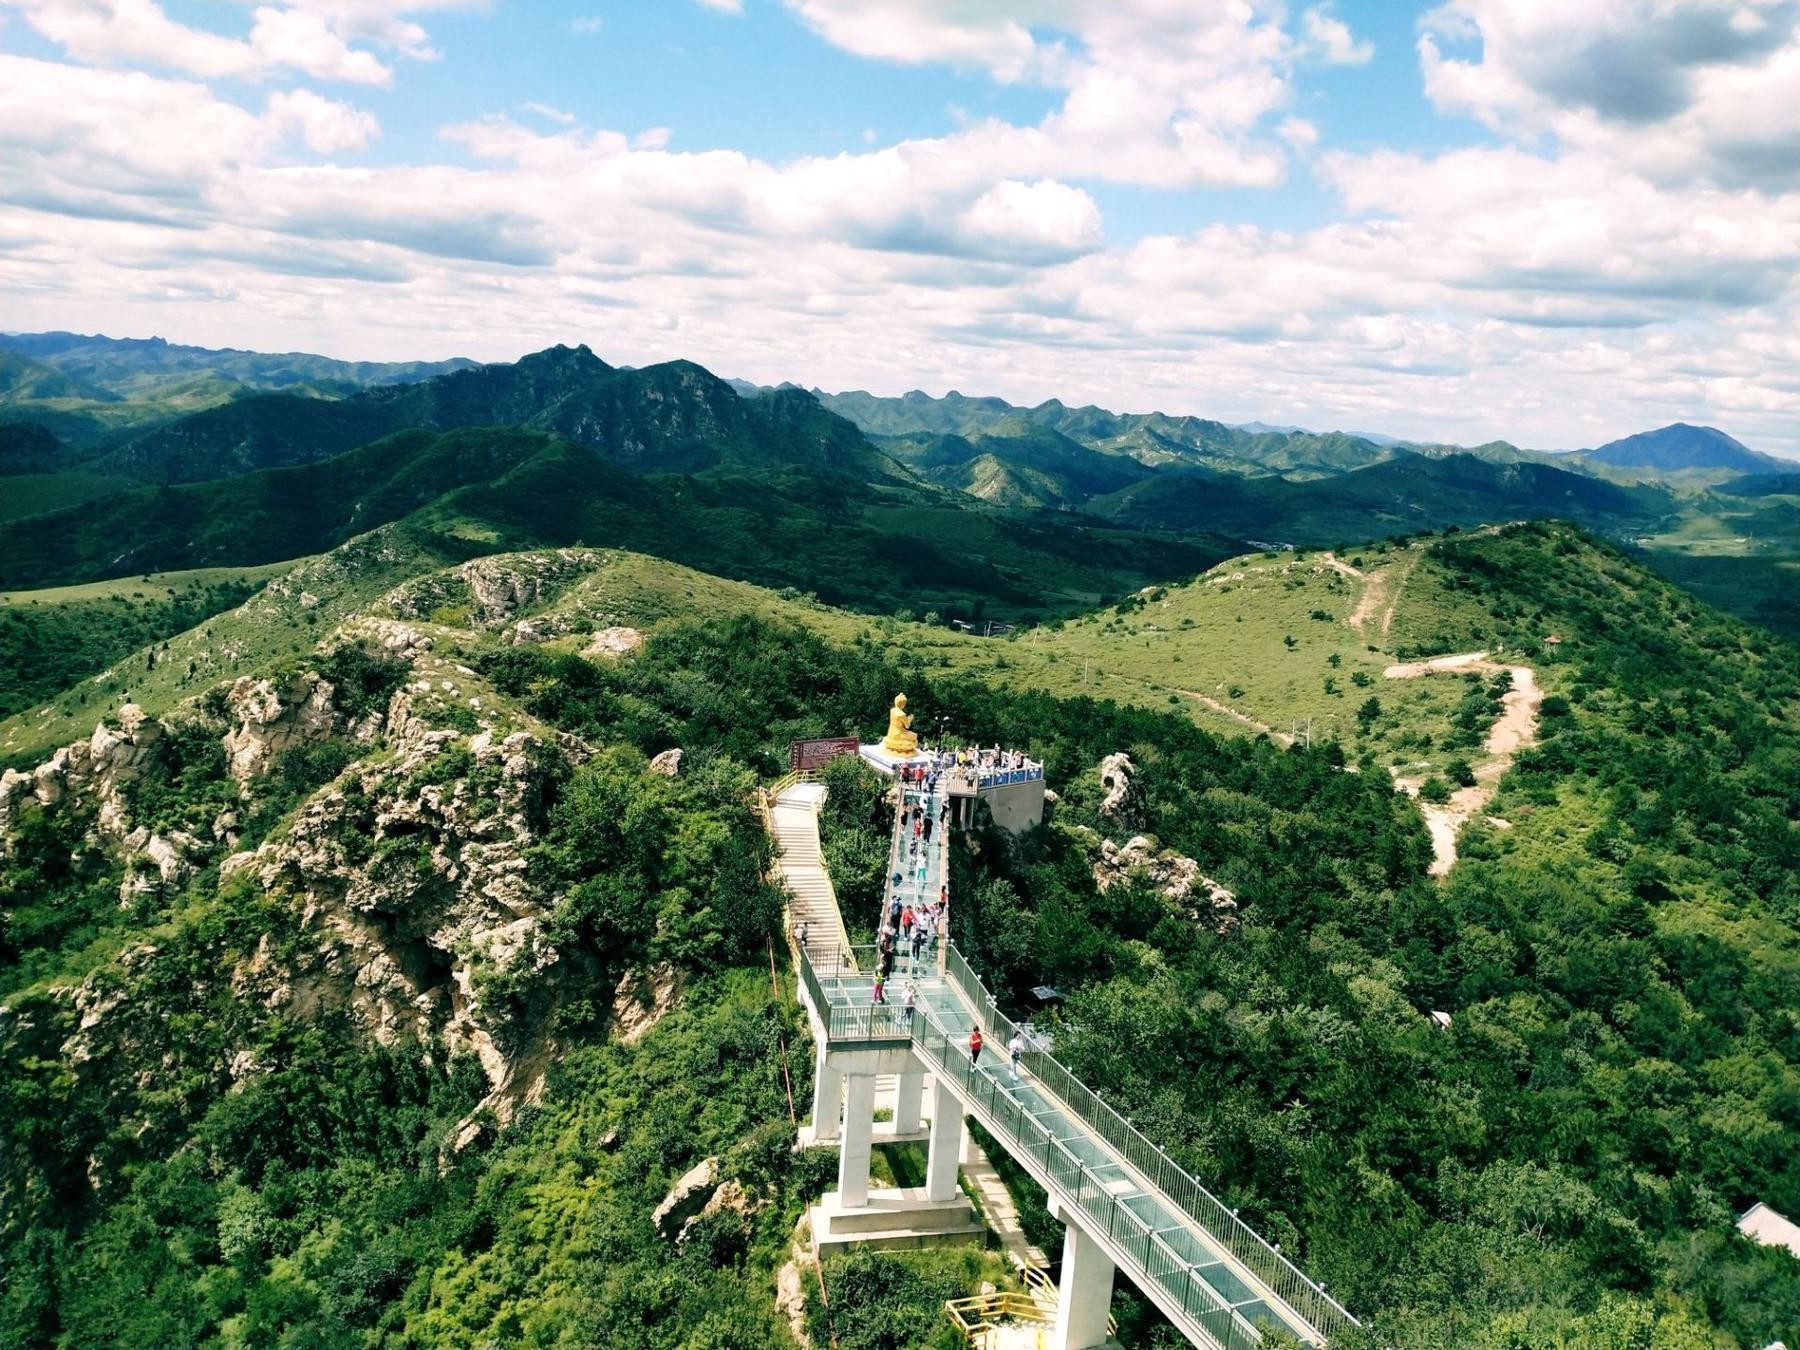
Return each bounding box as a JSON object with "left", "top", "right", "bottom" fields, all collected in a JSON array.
[{"left": 790, "top": 736, "right": 859, "bottom": 772}]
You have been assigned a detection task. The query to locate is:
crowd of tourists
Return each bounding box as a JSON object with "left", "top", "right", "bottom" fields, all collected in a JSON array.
[{"left": 798, "top": 750, "right": 1036, "bottom": 1097}]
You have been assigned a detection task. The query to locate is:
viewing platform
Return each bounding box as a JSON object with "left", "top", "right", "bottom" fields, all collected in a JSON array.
[{"left": 856, "top": 742, "right": 1047, "bottom": 834}]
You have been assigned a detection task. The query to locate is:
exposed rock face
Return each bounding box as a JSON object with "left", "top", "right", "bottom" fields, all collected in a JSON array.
[
  {"left": 585, "top": 626, "right": 645, "bottom": 659},
  {"left": 648, "top": 748, "right": 683, "bottom": 777},
  {"left": 344, "top": 616, "right": 434, "bottom": 662},
  {"left": 223, "top": 673, "right": 337, "bottom": 783},
  {"left": 459, "top": 550, "right": 600, "bottom": 627},
  {"left": 118, "top": 829, "right": 203, "bottom": 903},
  {"left": 1093, "top": 834, "right": 1239, "bottom": 934},
  {"left": 653, "top": 1156, "right": 720, "bottom": 1240},
  {"left": 612, "top": 963, "right": 682, "bottom": 1043},
  {"left": 1, "top": 712, "right": 159, "bottom": 842},
  {"left": 1098, "top": 752, "right": 1136, "bottom": 820},
  {"left": 225, "top": 720, "right": 566, "bottom": 1120},
  {"left": 1, "top": 704, "right": 164, "bottom": 861},
  {"left": 379, "top": 549, "right": 601, "bottom": 632}
]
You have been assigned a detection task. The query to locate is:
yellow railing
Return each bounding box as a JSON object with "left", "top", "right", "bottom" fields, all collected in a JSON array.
[
  {"left": 945, "top": 1266, "right": 1115, "bottom": 1347},
  {"left": 946, "top": 1291, "right": 1055, "bottom": 1347}
]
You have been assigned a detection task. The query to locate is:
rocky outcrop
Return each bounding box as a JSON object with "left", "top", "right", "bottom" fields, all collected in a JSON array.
[
  {"left": 222, "top": 673, "right": 337, "bottom": 783},
  {"left": 459, "top": 550, "right": 600, "bottom": 627},
  {"left": 585, "top": 626, "right": 645, "bottom": 659},
  {"left": 343, "top": 616, "right": 435, "bottom": 662},
  {"left": 1093, "top": 834, "right": 1239, "bottom": 934},
  {"left": 1098, "top": 752, "right": 1136, "bottom": 820},
  {"left": 653, "top": 1156, "right": 720, "bottom": 1240},
  {"left": 1, "top": 704, "right": 159, "bottom": 835},
  {"left": 224, "top": 719, "right": 566, "bottom": 1119},
  {"left": 612, "top": 963, "right": 682, "bottom": 1043},
  {"left": 117, "top": 828, "right": 204, "bottom": 903},
  {"left": 648, "top": 748, "right": 683, "bottom": 777}
]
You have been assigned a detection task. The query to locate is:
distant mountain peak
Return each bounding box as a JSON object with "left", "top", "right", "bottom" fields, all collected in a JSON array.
[
  {"left": 512, "top": 343, "right": 609, "bottom": 374},
  {"left": 1583, "top": 422, "right": 1783, "bottom": 475}
]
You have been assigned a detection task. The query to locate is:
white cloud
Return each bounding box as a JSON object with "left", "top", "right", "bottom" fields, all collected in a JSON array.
[
  {"left": 520, "top": 101, "right": 577, "bottom": 125},
  {"left": 267, "top": 87, "right": 379, "bottom": 151},
  {"left": 249, "top": 6, "right": 392, "bottom": 85},
  {"left": 695, "top": 0, "right": 742, "bottom": 12},
  {"left": 778, "top": 2, "right": 1308, "bottom": 188},
  {"left": 569, "top": 14, "right": 602, "bottom": 35},
  {"left": 0, "top": 0, "right": 466, "bottom": 84},
  {"left": 1, "top": 8, "right": 1799, "bottom": 456},
  {"left": 1302, "top": 4, "right": 1372, "bottom": 65},
  {"left": 1420, "top": 0, "right": 1800, "bottom": 189}
]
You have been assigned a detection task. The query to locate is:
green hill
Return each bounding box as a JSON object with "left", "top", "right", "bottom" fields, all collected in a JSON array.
[
  {"left": 1580, "top": 422, "right": 1789, "bottom": 478},
  {"left": 883, "top": 423, "right": 1154, "bottom": 508},
  {"left": 819, "top": 387, "right": 1400, "bottom": 479},
  {"left": 2, "top": 523, "right": 1797, "bottom": 1346},
  {"left": 1091, "top": 453, "right": 1673, "bottom": 543},
  {"left": 96, "top": 345, "right": 900, "bottom": 484},
  {"left": 0, "top": 331, "right": 475, "bottom": 397}
]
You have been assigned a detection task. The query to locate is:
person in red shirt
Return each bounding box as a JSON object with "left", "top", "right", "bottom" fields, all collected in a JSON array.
[{"left": 969, "top": 1027, "right": 984, "bottom": 1065}]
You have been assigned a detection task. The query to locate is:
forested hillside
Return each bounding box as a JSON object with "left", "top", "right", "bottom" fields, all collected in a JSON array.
[{"left": 1, "top": 523, "right": 1796, "bottom": 1346}]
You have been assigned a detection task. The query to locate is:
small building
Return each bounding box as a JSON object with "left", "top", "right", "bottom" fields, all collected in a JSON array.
[{"left": 1739, "top": 1202, "right": 1800, "bottom": 1259}]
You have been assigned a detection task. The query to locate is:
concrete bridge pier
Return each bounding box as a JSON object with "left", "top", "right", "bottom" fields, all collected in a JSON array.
[
  {"left": 925, "top": 1093, "right": 963, "bottom": 1202},
  {"left": 838, "top": 1073, "right": 877, "bottom": 1207},
  {"left": 1049, "top": 1196, "right": 1117, "bottom": 1350},
  {"left": 810, "top": 1044, "right": 843, "bottom": 1142},
  {"left": 894, "top": 1070, "right": 924, "bottom": 1134}
]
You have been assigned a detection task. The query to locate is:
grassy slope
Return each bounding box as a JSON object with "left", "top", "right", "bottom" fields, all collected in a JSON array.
[
  {"left": 0, "top": 560, "right": 300, "bottom": 721},
  {"left": 0, "top": 526, "right": 452, "bottom": 764},
  {"left": 0, "top": 533, "right": 1487, "bottom": 774}
]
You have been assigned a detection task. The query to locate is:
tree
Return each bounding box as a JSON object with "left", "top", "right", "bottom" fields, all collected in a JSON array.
[{"left": 1357, "top": 696, "right": 1382, "bottom": 727}]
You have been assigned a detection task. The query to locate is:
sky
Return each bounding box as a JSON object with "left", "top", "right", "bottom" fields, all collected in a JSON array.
[{"left": 2, "top": 1, "right": 1798, "bottom": 454}]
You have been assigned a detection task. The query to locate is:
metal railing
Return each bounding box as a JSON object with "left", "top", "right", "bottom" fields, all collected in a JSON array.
[{"left": 939, "top": 946, "right": 1357, "bottom": 1343}]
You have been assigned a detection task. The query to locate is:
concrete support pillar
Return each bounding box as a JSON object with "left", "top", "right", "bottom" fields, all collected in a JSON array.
[
  {"left": 925, "top": 1091, "right": 962, "bottom": 1202},
  {"left": 838, "top": 1073, "right": 876, "bottom": 1208},
  {"left": 811, "top": 1046, "right": 842, "bottom": 1142},
  {"left": 960, "top": 1115, "right": 979, "bottom": 1167},
  {"left": 1051, "top": 1215, "right": 1116, "bottom": 1350},
  {"left": 894, "top": 1070, "right": 924, "bottom": 1134}
]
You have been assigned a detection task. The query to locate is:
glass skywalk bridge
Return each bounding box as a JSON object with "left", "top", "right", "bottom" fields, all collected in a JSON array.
[
  {"left": 800, "top": 943, "right": 1355, "bottom": 1348},
  {"left": 796, "top": 763, "right": 1358, "bottom": 1350}
]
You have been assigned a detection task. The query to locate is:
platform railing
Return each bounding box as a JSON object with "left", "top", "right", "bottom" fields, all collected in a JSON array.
[{"left": 939, "top": 945, "right": 1357, "bottom": 1342}]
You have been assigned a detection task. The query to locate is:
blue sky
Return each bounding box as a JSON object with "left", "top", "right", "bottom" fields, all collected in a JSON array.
[{"left": 1, "top": 0, "right": 1797, "bottom": 454}]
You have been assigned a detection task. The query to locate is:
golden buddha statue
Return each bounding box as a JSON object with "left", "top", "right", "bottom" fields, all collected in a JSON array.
[{"left": 881, "top": 693, "right": 919, "bottom": 756}]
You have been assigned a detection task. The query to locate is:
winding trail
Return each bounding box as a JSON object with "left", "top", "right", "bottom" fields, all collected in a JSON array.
[
  {"left": 1179, "top": 691, "right": 1295, "bottom": 746},
  {"left": 1383, "top": 652, "right": 1542, "bottom": 876}
]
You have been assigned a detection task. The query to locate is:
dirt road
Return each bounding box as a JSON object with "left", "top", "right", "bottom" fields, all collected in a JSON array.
[
  {"left": 1384, "top": 652, "right": 1543, "bottom": 876},
  {"left": 1179, "top": 691, "right": 1296, "bottom": 746}
]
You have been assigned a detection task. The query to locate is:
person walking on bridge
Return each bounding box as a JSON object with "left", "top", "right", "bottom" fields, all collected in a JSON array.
[
  {"left": 969, "top": 1026, "right": 984, "bottom": 1066},
  {"left": 1009, "top": 1030, "right": 1024, "bottom": 1082}
]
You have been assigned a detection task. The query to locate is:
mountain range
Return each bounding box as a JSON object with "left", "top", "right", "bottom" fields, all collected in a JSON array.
[{"left": 0, "top": 334, "right": 1794, "bottom": 638}]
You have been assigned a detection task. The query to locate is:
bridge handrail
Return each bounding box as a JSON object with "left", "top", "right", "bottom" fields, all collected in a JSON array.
[{"left": 940, "top": 943, "right": 1358, "bottom": 1340}]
